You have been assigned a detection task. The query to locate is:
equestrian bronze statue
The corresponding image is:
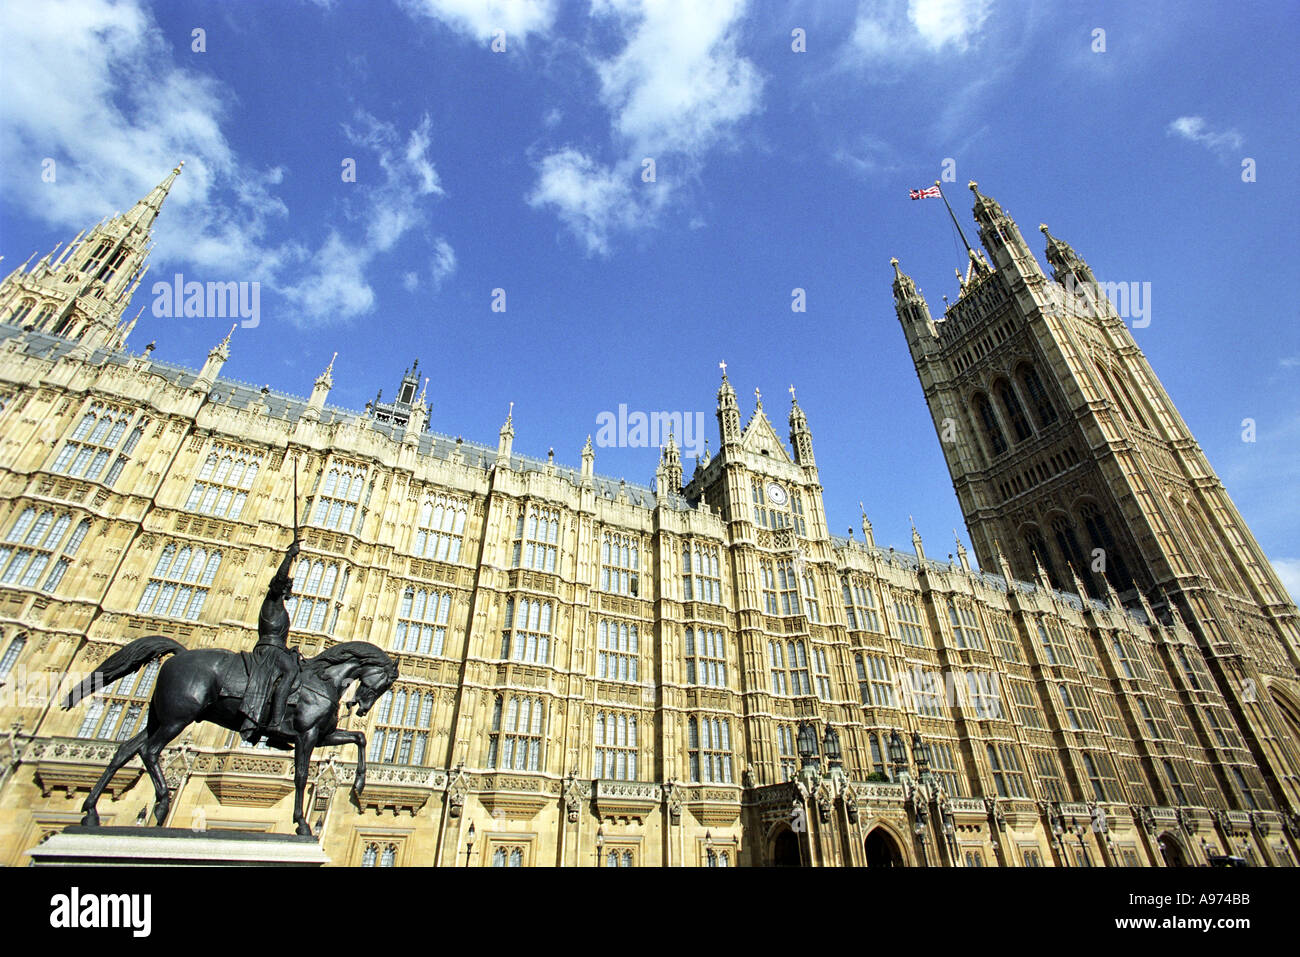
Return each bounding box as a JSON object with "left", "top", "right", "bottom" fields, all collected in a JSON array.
[{"left": 62, "top": 527, "right": 398, "bottom": 837}]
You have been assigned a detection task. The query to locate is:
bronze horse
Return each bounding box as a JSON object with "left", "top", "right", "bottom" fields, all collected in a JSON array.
[{"left": 62, "top": 635, "right": 398, "bottom": 836}]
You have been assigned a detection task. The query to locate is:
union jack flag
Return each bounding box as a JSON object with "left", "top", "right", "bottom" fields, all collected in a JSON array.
[{"left": 910, "top": 185, "right": 941, "bottom": 200}]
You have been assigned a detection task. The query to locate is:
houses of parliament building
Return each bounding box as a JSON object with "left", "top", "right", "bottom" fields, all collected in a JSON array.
[{"left": 0, "top": 167, "right": 1297, "bottom": 867}]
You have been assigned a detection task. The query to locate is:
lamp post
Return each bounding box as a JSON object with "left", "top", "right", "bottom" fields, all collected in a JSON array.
[
  {"left": 887, "top": 729, "right": 908, "bottom": 782},
  {"left": 464, "top": 821, "right": 475, "bottom": 867},
  {"left": 596, "top": 824, "right": 605, "bottom": 867},
  {"left": 1074, "top": 822, "right": 1091, "bottom": 867},
  {"left": 705, "top": 830, "right": 713, "bottom": 867}
]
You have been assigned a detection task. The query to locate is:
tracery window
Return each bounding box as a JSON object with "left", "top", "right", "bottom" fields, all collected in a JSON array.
[
  {"left": 288, "top": 560, "right": 349, "bottom": 634},
  {"left": 500, "top": 598, "right": 553, "bottom": 665},
  {"left": 77, "top": 658, "right": 160, "bottom": 740},
  {"left": 687, "top": 715, "right": 733, "bottom": 783},
  {"left": 600, "top": 531, "right": 640, "bottom": 596},
  {"left": 311, "top": 464, "right": 366, "bottom": 532},
  {"left": 136, "top": 543, "right": 221, "bottom": 621},
  {"left": 684, "top": 627, "right": 727, "bottom": 687},
  {"left": 415, "top": 495, "right": 468, "bottom": 563},
  {"left": 393, "top": 588, "right": 452, "bottom": 656},
  {"left": 50, "top": 402, "right": 145, "bottom": 486},
  {"left": 593, "top": 710, "right": 638, "bottom": 780},
  {"left": 682, "top": 543, "right": 721, "bottom": 603},
  {"left": 368, "top": 686, "right": 435, "bottom": 765},
  {"left": 487, "top": 695, "right": 545, "bottom": 771},
  {"left": 0, "top": 508, "right": 90, "bottom": 591},
  {"left": 184, "top": 444, "right": 262, "bottom": 520},
  {"left": 597, "top": 619, "right": 638, "bottom": 681},
  {"left": 513, "top": 506, "right": 559, "bottom": 572}
]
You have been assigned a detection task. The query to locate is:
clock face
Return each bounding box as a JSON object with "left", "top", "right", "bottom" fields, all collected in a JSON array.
[{"left": 766, "top": 482, "right": 788, "bottom": 506}]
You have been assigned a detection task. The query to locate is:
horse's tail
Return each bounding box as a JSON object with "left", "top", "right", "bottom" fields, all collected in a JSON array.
[{"left": 61, "top": 635, "right": 186, "bottom": 709}]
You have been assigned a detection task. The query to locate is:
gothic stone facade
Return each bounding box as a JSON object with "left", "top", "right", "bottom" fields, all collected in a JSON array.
[{"left": 0, "top": 171, "right": 1296, "bottom": 867}]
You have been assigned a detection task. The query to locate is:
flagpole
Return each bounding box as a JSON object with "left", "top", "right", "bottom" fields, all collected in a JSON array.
[{"left": 934, "top": 180, "right": 976, "bottom": 260}]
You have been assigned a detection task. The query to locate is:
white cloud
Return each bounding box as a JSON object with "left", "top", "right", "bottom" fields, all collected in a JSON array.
[
  {"left": 529, "top": 0, "right": 761, "bottom": 254},
  {"left": 403, "top": 271, "right": 420, "bottom": 292},
  {"left": 399, "top": 0, "right": 557, "bottom": 42},
  {"left": 848, "top": 0, "right": 992, "bottom": 65},
  {"left": 1271, "top": 557, "right": 1300, "bottom": 605},
  {"left": 592, "top": 0, "right": 763, "bottom": 158},
  {"left": 1167, "top": 116, "right": 1244, "bottom": 158},
  {"left": 909, "top": 0, "right": 992, "bottom": 50},
  {"left": 527, "top": 149, "right": 642, "bottom": 256},
  {"left": 431, "top": 237, "right": 457, "bottom": 287},
  {"left": 0, "top": 0, "right": 453, "bottom": 327}
]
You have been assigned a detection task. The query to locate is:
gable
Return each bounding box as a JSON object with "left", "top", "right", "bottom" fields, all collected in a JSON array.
[{"left": 740, "top": 411, "right": 792, "bottom": 463}]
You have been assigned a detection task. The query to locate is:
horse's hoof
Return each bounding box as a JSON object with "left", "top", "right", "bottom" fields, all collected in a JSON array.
[
  {"left": 81, "top": 810, "right": 100, "bottom": 827},
  {"left": 153, "top": 804, "right": 168, "bottom": 826},
  {"left": 296, "top": 822, "right": 313, "bottom": 838}
]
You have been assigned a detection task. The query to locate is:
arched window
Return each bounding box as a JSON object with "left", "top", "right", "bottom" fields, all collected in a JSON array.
[
  {"left": 996, "top": 380, "right": 1032, "bottom": 442},
  {"left": 487, "top": 695, "right": 544, "bottom": 771},
  {"left": 1078, "top": 502, "right": 1132, "bottom": 592},
  {"left": 974, "top": 393, "right": 1007, "bottom": 456},
  {"left": 0, "top": 635, "right": 27, "bottom": 679},
  {"left": 136, "top": 543, "right": 221, "bottom": 621},
  {"left": 1050, "top": 516, "right": 1088, "bottom": 586},
  {"left": 1018, "top": 365, "right": 1058, "bottom": 426},
  {"left": 393, "top": 588, "right": 453, "bottom": 656}
]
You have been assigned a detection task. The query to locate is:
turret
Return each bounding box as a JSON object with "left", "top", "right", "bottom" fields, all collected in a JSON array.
[
  {"left": 788, "top": 385, "right": 815, "bottom": 466},
  {"left": 496, "top": 403, "right": 515, "bottom": 467},
  {"left": 891, "top": 258, "right": 939, "bottom": 359},
  {"left": 716, "top": 361, "right": 741, "bottom": 448},
  {"left": 968, "top": 180, "right": 1044, "bottom": 281},
  {"left": 303, "top": 352, "right": 336, "bottom": 422},
  {"left": 1039, "top": 223, "right": 1098, "bottom": 289},
  {"left": 657, "top": 431, "right": 683, "bottom": 497},
  {"left": 195, "top": 324, "right": 234, "bottom": 392}
]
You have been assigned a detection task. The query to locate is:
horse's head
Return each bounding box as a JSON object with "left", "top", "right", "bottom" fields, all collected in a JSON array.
[{"left": 348, "top": 658, "right": 398, "bottom": 717}]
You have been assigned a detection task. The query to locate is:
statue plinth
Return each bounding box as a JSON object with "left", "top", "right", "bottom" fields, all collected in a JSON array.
[{"left": 25, "top": 826, "right": 330, "bottom": 867}]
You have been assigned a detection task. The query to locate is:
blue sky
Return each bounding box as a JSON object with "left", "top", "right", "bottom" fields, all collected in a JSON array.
[{"left": 1, "top": 0, "right": 1297, "bottom": 595}]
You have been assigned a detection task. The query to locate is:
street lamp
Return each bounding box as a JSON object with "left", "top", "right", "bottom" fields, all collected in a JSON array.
[
  {"left": 797, "top": 721, "right": 820, "bottom": 770},
  {"left": 596, "top": 824, "right": 605, "bottom": 867},
  {"left": 1074, "top": 822, "right": 1091, "bottom": 867},
  {"left": 823, "top": 726, "right": 843, "bottom": 769},
  {"left": 464, "top": 821, "right": 475, "bottom": 867},
  {"left": 887, "top": 730, "right": 908, "bottom": 780}
]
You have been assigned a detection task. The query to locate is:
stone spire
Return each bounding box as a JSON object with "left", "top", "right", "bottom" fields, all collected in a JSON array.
[
  {"left": 195, "top": 323, "right": 234, "bottom": 391},
  {"left": 910, "top": 516, "right": 925, "bottom": 561},
  {"left": 0, "top": 164, "right": 183, "bottom": 350},
  {"left": 954, "top": 530, "right": 971, "bottom": 572},
  {"left": 303, "top": 352, "right": 337, "bottom": 422},
  {"left": 967, "top": 180, "right": 1042, "bottom": 280},
  {"left": 657, "top": 431, "right": 682, "bottom": 497},
  {"left": 1039, "top": 223, "right": 1097, "bottom": 288},
  {"left": 891, "top": 258, "right": 939, "bottom": 357},
  {"left": 581, "top": 434, "right": 595, "bottom": 483},
  {"left": 496, "top": 402, "right": 515, "bottom": 467},
  {"left": 859, "top": 502, "right": 875, "bottom": 547},
  {"left": 716, "top": 360, "right": 741, "bottom": 447},
  {"left": 788, "top": 384, "right": 814, "bottom": 466}
]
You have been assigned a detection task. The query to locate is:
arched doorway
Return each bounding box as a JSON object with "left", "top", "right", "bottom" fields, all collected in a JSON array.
[
  {"left": 771, "top": 826, "right": 801, "bottom": 867},
  {"left": 865, "top": 827, "right": 905, "bottom": 867},
  {"left": 1158, "top": 832, "right": 1187, "bottom": 867}
]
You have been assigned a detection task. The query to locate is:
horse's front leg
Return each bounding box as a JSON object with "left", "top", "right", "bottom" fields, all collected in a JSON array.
[
  {"left": 293, "top": 727, "right": 319, "bottom": 837},
  {"left": 320, "top": 729, "right": 366, "bottom": 797}
]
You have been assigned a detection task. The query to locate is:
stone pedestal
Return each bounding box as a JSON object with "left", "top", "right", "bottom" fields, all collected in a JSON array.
[{"left": 25, "top": 826, "right": 330, "bottom": 867}]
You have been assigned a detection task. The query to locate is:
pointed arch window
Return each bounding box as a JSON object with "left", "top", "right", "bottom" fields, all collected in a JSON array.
[
  {"left": 974, "top": 393, "right": 1007, "bottom": 456},
  {"left": 415, "top": 494, "right": 468, "bottom": 563},
  {"left": 50, "top": 402, "right": 145, "bottom": 486},
  {"left": 513, "top": 506, "right": 559, "bottom": 572},
  {"left": 136, "top": 542, "right": 221, "bottom": 621},
  {"left": 185, "top": 443, "right": 263, "bottom": 520},
  {"left": 996, "top": 380, "right": 1033, "bottom": 442},
  {"left": 0, "top": 508, "right": 91, "bottom": 591},
  {"left": 393, "top": 588, "right": 453, "bottom": 656},
  {"left": 1018, "top": 365, "right": 1058, "bottom": 426},
  {"left": 593, "top": 710, "right": 638, "bottom": 780}
]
